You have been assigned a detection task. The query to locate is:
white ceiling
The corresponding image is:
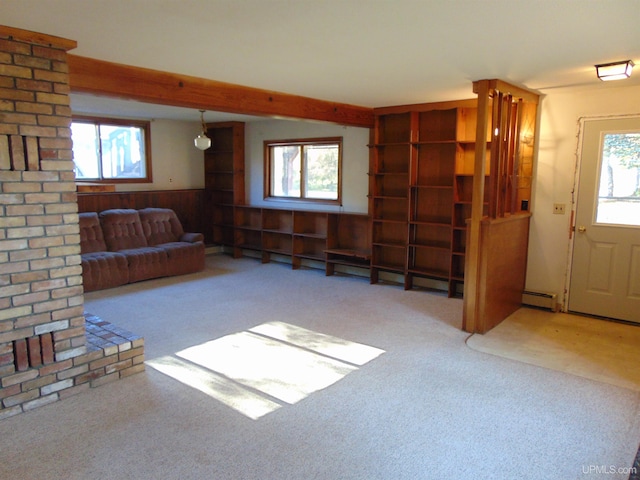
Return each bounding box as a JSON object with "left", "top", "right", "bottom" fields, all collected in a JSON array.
[{"left": 3, "top": 0, "right": 640, "bottom": 122}]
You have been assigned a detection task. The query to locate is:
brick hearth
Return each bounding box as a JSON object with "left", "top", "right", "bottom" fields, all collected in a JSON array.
[{"left": 76, "top": 314, "right": 145, "bottom": 388}]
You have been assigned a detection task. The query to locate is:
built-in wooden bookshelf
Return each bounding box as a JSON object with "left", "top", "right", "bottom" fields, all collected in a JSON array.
[
  {"left": 325, "top": 213, "right": 371, "bottom": 275},
  {"left": 292, "top": 211, "right": 328, "bottom": 268},
  {"left": 369, "top": 113, "right": 412, "bottom": 284},
  {"left": 199, "top": 81, "right": 538, "bottom": 336},
  {"left": 407, "top": 108, "right": 457, "bottom": 292},
  {"left": 227, "top": 206, "right": 370, "bottom": 273},
  {"left": 370, "top": 101, "right": 495, "bottom": 296},
  {"left": 205, "top": 94, "right": 535, "bottom": 303},
  {"left": 205, "top": 122, "right": 245, "bottom": 246},
  {"left": 233, "top": 205, "right": 262, "bottom": 256},
  {"left": 449, "top": 107, "right": 492, "bottom": 295},
  {"left": 262, "top": 208, "right": 294, "bottom": 261}
]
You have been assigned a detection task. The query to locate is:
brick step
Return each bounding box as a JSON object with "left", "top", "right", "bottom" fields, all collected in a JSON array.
[{"left": 76, "top": 314, "right": 145, "bottom": 388}]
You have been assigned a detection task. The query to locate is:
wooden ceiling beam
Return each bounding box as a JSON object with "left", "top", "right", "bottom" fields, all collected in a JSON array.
[
  {"left": 68, "top": 55, "right": 374, "bottom": 128},
  {"left": 0, "top": 25, "right": 77, "bottom": 51}
]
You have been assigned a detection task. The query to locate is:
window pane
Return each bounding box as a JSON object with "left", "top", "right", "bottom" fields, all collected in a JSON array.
[
  {"left": 596, "top": 132, "right": 640, "bottom": 226},
  {"left": 100, "top": 125, "right": 146, "bottom": 179},
  {"left": 271, "top": 145, "right": 301, "bottom": 197},
  {"left": 305, "top": 144, "right": 338, "bottom": 200},
  {"left": 71, "top": 123, "right": 100, "bottom": 179}
]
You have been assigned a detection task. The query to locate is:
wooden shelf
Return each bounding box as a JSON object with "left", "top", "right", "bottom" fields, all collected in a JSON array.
[
  {"left": 371, "top": 173, "right": 408, "bottom": 198},
  {"left": 76, "top": 184, "right": 115, "bottom": 193},
  {"left": 205, "top": 122, "right": 245, "bottom": 245},
  {"left": 293, "top": 211, "right": 328, "bottom": 238},
  {"left": 369, "top": 103, "right": 488, "bottom": 295},
  {"left": 413, "top": 142, "right": 456, "bottom": 186},
  {"left": 263, "top": 208, "right": 293, "bottom": 234},
  {"left": 212, "top": 205, "right": 234, "bottom": 227},
  {"left": 418, "top": 108, "right": 457, "bottom": 142},
  {"left": 373, "top": 221, "right": 407, "bottom": 245},
  {"left": 373, "top": 145, "right": 411, "bottom": 173},
  {"left": 408, "top": 241, "right": 450, "bottom": 250},
  {"left": 228, "top": 207, "right": 371, "bottom": 275},
  {"left": 326, "top": 213, "right": 371, "bottom": 276},
  {"left": 372, "top": 197, "right": 408, "bottom": 223},
  {"left": 293, "top": 236, "right": 325, "bottom": 259},
  {"left": 376, "top": 113, "right": 411, "bottom": 143},
  {"left": 325, "top": 248, "right": 371, "bottom": 260},
  {"left": 235, "top": 206, "right": 262, "bottom": 230}
]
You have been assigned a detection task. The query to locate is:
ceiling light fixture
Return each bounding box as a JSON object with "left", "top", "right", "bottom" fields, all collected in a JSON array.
[
  {"left": 194, "top": 110, "right": 211, "bottom": 150},
  {"left": 595, "top": 60, "right": 634, "bottom": 81}
]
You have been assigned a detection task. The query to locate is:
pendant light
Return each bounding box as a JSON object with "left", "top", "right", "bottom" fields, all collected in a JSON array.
[{"left": 194, "top": 110, "right": 211, "bottom": 150}]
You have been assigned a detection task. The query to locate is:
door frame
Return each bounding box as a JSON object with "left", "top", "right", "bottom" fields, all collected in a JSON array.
[{"left": 564, "top": 113, "right": 640, "bottom": 314}]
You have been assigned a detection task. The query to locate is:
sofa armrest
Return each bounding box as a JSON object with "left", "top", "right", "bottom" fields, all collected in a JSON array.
[{"left": 180, "top": 232, "right": 204, "bottom": 243}]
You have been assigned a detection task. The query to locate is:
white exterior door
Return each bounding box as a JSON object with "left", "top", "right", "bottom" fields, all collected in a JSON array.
[{"left": 569, "top": 116, "right": 640, "bottom": 323}]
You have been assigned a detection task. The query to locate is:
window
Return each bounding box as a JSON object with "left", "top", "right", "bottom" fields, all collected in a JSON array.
[
  {"left": 264, "top": 137, "right": 342, "bottom": 204},
  {"left": 596, "top": 131, "right": 640, "bottom": 226},
  {"left": 71, "top": 116, "right": 152, "bottom": 183}
]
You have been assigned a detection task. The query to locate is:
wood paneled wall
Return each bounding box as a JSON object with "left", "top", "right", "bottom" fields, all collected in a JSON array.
[
  {"left": 77, "top": 189, "right": 207, "bottom": 242},
  {"left": 472, "top": 213, "right": 531, "bottom": 333}
]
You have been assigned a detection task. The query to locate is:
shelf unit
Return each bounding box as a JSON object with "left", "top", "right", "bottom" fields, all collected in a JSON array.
[
  {"left": 262, "top": 208, "right": 293, "bottom": 261},
  {"left": 449, "top": 107, "right": 492, "bottom": 294},
  {"left": 233, "top": 205, "right": 262, "bottom": 256},
  {"left": 370, "top": 102, "right": 493, "bottom": 296},
  {"left": 407, "top": 109, "right": 456, "bottom": 291},
  {"left": 204, "top": 122, "right": 245, "bottom": 247},
  {"left": 230, "top": 206, "right": 370, "bottom": 274},
  {"left": 292, "top": 210, "right": 328, "bottom": 268},
  {"left": 325, "top": 213, "right": 371, "bottom": 275},
  {"left": 369, "top": 113, "right": 412, "bottom": 284}
]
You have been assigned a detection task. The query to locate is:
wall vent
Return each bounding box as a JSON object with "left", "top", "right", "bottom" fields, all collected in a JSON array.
[
  {"left": 522, "top": 291, "right": 558, "bottom": 312},
  {"left": 13, "top": 333, "right": 54, "bottom": 371},
  {"left": 0, "top": 135, "right": 41, "bottom": 172}
]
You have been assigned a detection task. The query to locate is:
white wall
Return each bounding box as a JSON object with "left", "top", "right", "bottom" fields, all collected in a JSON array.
[
  {"left": 244, "top": 119, "right": 370, "bottom": 213},
  {"left": 116, "top": 119, "right": 204, "bottom": 192},
  {"left": 527, "top": 82, "right": 640, "bottom": 307}
]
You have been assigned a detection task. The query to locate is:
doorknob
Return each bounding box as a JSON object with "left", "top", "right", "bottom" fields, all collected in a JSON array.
[{"left": 577, "top": 225, "right": 586, "bottom": 233}]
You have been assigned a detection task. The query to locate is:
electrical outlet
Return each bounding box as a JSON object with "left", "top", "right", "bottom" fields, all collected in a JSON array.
[{"left": 553, "top": 203, "right": 566, "bottom": 215}]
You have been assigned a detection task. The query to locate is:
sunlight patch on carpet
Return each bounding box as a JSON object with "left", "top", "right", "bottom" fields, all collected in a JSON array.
[
  {"left": 146, "top": 321, "right": 385, "bottom": 419},
  {"left": 146, "top": 355, "right": 282, "bottom": 420}
]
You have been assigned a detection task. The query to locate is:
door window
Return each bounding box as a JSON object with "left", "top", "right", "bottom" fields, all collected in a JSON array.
[{"left": 595, "top": 132, "right": 640, "bottom": 226}]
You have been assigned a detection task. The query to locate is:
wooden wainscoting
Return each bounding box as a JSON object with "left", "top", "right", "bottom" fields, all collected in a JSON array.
[{"left": 77, "top": 189, "right": 207, "bottom": 243}]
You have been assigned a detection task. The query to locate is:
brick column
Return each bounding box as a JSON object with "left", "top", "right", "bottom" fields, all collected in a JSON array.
[{"left": 0, "top": 26, "right": 86, "bottom": 418}]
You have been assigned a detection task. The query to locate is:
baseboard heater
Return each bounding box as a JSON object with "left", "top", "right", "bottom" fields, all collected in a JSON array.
[{"left": 522, "top": 291, "right": 558, "bottom": 312}]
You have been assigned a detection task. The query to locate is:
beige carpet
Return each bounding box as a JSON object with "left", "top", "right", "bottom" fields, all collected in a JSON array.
[
  {"left": 467, "top": 308, "right": 640, "bottom": 392},
  {"left": 0, "top": 255, "right": 639, "bottom": 480}
]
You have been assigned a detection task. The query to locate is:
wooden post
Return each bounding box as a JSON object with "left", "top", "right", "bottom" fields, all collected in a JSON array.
[{"left": 462, "top": 80, "right": 491, "bottom": 332}]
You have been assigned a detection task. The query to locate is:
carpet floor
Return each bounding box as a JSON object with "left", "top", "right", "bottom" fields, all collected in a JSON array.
[{"left": 0, "top": 254, "right": 638, "bottom": 480}]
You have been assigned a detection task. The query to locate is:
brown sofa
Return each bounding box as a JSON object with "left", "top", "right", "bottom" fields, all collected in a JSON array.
[{"left": 79, "top": 208, "right": 205, "bottom": 292}]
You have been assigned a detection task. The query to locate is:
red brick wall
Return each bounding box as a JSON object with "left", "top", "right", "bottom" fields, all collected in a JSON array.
[{"left": 0, "top": 27, "right": 87, "bottom": 418}]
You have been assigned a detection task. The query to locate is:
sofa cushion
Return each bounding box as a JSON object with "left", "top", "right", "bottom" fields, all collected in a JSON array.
[
  {"left": 79, "top": 212, "right": 107, "bottom": 254},
  {"left": 81, "top": 251, "right": 129, "bottom": 292},
  {"left": 138, "top": 207, "right": 186, "bottom": 246},
  {"left": 119, "top": 246, "right": 169, "bottom": 283},
  {"left": 154, "top": 241, "right": 205, "bottom": 276},
  {"left": 180, "top": 232, "right": 205, "bottom": 243},
  {"left": 100, "top": 209, "right": 148, "bottom": 251}
]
